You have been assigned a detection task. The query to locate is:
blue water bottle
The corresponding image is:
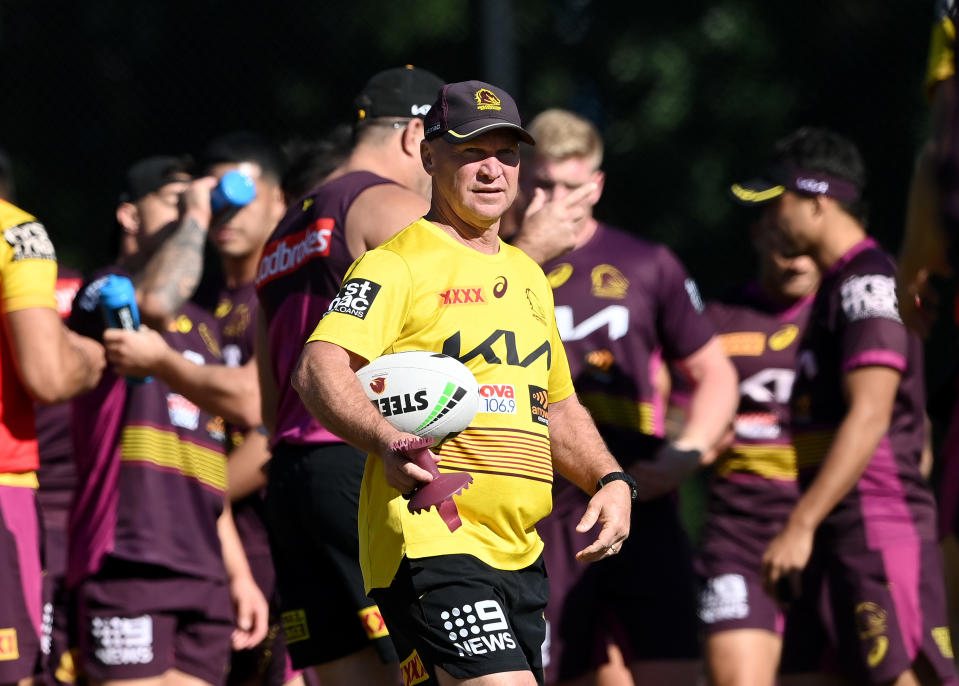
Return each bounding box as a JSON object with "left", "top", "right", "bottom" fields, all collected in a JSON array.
[
  {"left": 210, "top": 169, "right": 256, "bottom": 213},
  {"left": 98, "top": 274, "right": 151, "bottom": 385}
]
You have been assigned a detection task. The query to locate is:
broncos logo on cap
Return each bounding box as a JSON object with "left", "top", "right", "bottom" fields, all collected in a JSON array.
[{"left": 474, "top": 89, "right": 502, "bottom": 111}]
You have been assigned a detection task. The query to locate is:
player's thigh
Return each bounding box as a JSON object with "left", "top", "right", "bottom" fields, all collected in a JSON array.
[
  {"left": 94, "top": 675, "right": 168, "bottom": 686},
  {"left": 166, "top": 669, "right": 221, "bottom": 686},
  {"left": 629, "top": 659, "right": 700, "bottom": 686},
  {"left": 434, "top": 666, "right": 538, "bottom": 686},
  {"left": 779, "top": 675, "right": 849, "bottom": 686},
  {"left": 594, "top": 643, "right": 632, "bottom": 686},
  {"left": 309, "top": 646, "right": 399, "bottom": 686},
  {"left": 705, "top": 629, "right": 781, "bottom": 686},
  {"left": 0, "top": 485, "right": 42, "bottom": 685}
]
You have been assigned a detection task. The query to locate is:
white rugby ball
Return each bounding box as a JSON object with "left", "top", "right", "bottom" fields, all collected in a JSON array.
[{"left": 356, "top": 351, "right": 480, "bottom": 444}]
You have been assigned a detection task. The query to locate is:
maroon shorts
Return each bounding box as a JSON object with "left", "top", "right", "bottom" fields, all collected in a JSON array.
[
  {"left": 697, "top": 473, "right": 797, "bottom": 636},
  {"left": 538, "top": 493, "right": 699, "bottom": 683},
  {"left": 780, "top": 539, "right": 958, "bottom": 684},
  {"left": 39, "top": 523, "right": 78, "bottom": 686},
  {"left": 0, "top": 484, "right": 43, "bottom": 683},
  {"left": 698, "top": 571, "right": 783, "bottom": 637},
  {"left": 77, "top": 559, "right": 234, "bottom": 686}
]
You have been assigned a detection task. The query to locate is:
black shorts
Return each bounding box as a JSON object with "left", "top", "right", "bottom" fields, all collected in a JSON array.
[
  {"left": 371, "top": 554, "right": 549, "bottom": 685},
  {"left": 265, "top": 442, "right": 396, "bottom": 668}
]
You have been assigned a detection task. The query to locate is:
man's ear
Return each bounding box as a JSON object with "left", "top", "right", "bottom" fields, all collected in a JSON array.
[
  {"left": 420, "top": 140, "right": 434, "bottom": 176},
  {"left": 403, "top": 118, "right": 425, "bottom": 157},
  {"left": 812, "top": 193, "right": 833, "bottom": 217},
  {"left": 116, "top": 202, "right": 139, "bottom": 234},
  {"left": 589, "top": 170, "right": 606, "bottom": 206}
]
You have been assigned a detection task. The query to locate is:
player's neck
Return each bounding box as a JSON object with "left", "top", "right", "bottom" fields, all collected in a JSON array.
[
  {"left": 336, "top": 145, "right": 399, "bottom": 185},
  {"left": 220, "top": 252, "right": 259, "bottom": 289},
  {"left": 425, "top": 204, "right": 501, "bottom": 255},
  {"left": 815, "top": 215, "right": 867, "bottom": 271}
]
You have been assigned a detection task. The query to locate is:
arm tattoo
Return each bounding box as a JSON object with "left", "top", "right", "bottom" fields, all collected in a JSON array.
[{"left": 136, "top": 216, "right": 208, "bottom": 316}]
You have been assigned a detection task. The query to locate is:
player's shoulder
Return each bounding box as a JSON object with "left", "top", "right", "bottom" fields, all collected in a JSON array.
[
  {"left": 347, "top": 221, "right": 424, "bottom": 276},
  {"left": 0, "top": 200, "right": 56, "bottom": 265},
  {"left": 592, "top": 222, "right": 662, "bottom": 256},
  {"left": 0, "top": 199, "right": 37, "bottom": 230},
  {"left": 841, "top": 241, "right": 896, "bottom": 279},
  {"left": 832, "top": 245, "right": 902, "bottom": 325}
]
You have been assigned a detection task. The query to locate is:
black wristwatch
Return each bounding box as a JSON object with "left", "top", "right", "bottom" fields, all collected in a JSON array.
[{"left": 596, "top": 471, "right": 637, "bottom": 501}]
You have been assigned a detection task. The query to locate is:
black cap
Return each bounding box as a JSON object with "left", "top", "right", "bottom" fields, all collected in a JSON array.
[
  {"left": 423, "top": 80, "right": 535, "bottom": 145},
  {"left": 355, "top": 65, "right": 445, "bottom": 121},
  {"left": 120, "top": 155, "right": 192, "bottom": 203},
  {"left": 730, "top": 163, "right": 861, "bottom": 206}
]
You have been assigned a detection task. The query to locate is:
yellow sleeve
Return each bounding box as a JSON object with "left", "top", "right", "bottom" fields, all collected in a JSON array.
[
  {"left": 1, "top": 220, "right": 58, "bottom": 313},
  {"left": 545, "top": 287, "right": 574, "bottom": 404},
  {"left": 926, "top": 14, "right": 956, "bottom": 97},
  {"left": 306, "top": 248, "right": 412, "bottom": 363}
]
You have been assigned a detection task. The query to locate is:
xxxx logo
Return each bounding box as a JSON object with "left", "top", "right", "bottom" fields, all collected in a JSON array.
[
  {"left": 0, "top": 629, "right": 18, "bottom": 660},
  {"left": 439, "top": 287, "right": 486, "bottom": 306},
  {"left": 358, "top": 606, "right": 389, "bottom": 640},
  {"left": 400, "top": 649, "right": 429, "bottom": 686}
]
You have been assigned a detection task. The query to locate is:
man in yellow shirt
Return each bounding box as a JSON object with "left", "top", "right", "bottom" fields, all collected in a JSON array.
[{"left": 292, "top": 80, "right": 634, "bottom": 686}]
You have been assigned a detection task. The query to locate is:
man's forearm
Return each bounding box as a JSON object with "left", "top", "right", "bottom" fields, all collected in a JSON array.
[
  {"left": 218, "top": 502, "right": 253, "bottom": 581},
  {"left": 292, "top": 341, "right": 399, "bottom": 455},
  {"left": 154, "top": 352, "right": 261, "bottom": 428},
  {"left": 136, "top": 212, "right": 208, "bottom": 328},
  {"left": 549, "top": 394, "right": 623, "bottom": 494},
  {"left": 788, "top": 407, "right": 889, "bottom": 532},
  {"left": 8, "top": 307, "right": 103, "bottom": 404},
  {"left": 676, "top": 339, "right": 738, "bottom": 458}
]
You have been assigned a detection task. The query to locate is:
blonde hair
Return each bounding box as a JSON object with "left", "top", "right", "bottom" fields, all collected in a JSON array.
[{"left": 527, "top": 109, "right": 603, "bottom": 170}]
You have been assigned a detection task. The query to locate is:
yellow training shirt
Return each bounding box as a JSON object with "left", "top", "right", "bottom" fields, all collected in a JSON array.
[{"left": 308, "top": 218, "right": 575, "bottom": 592}]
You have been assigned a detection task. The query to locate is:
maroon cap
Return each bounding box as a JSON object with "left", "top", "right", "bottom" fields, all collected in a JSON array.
[
  {"left": 730, "top": 163, "right": 862, "bottom": 205},
  {"left": 423, "top": 80, "right": 535, "bottom": 145}
]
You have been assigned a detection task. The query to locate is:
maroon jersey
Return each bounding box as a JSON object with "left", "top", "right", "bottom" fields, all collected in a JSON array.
[
  {"left": 256, "top": 171, "right": 394, "bottom": 448},
  {"left": 543, "top": 224, "right": 714, "bottom": 456},
  {"left": 699, "top": 285, "right": 808, "bottom": 578},
  {"left": 791, "top": 239, "right": 937, "bottom": 548},
  {"left": 35, "top": 265, "right": 84, "bottom": 527},
  {"left": 67, "top": 268, "right": 228, "bottom": 586},
  {"left": 213, "top": 281, "right": 257, "bottom": 370},
  {"left": 541, "top": 223, "right": 715, "bottom": 510}
]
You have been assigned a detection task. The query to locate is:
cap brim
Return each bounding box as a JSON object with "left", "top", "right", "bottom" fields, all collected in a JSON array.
[
  {"left": 444, "top": 121, "right": 535, "bottom": 146},
  {"left": 729, "top": 179, "right": 786, "bottom": 205}
]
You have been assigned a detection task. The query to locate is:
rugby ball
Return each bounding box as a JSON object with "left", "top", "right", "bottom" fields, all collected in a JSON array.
[{"left": 356, "top": 351, "right": 480, "bottom": 444}]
